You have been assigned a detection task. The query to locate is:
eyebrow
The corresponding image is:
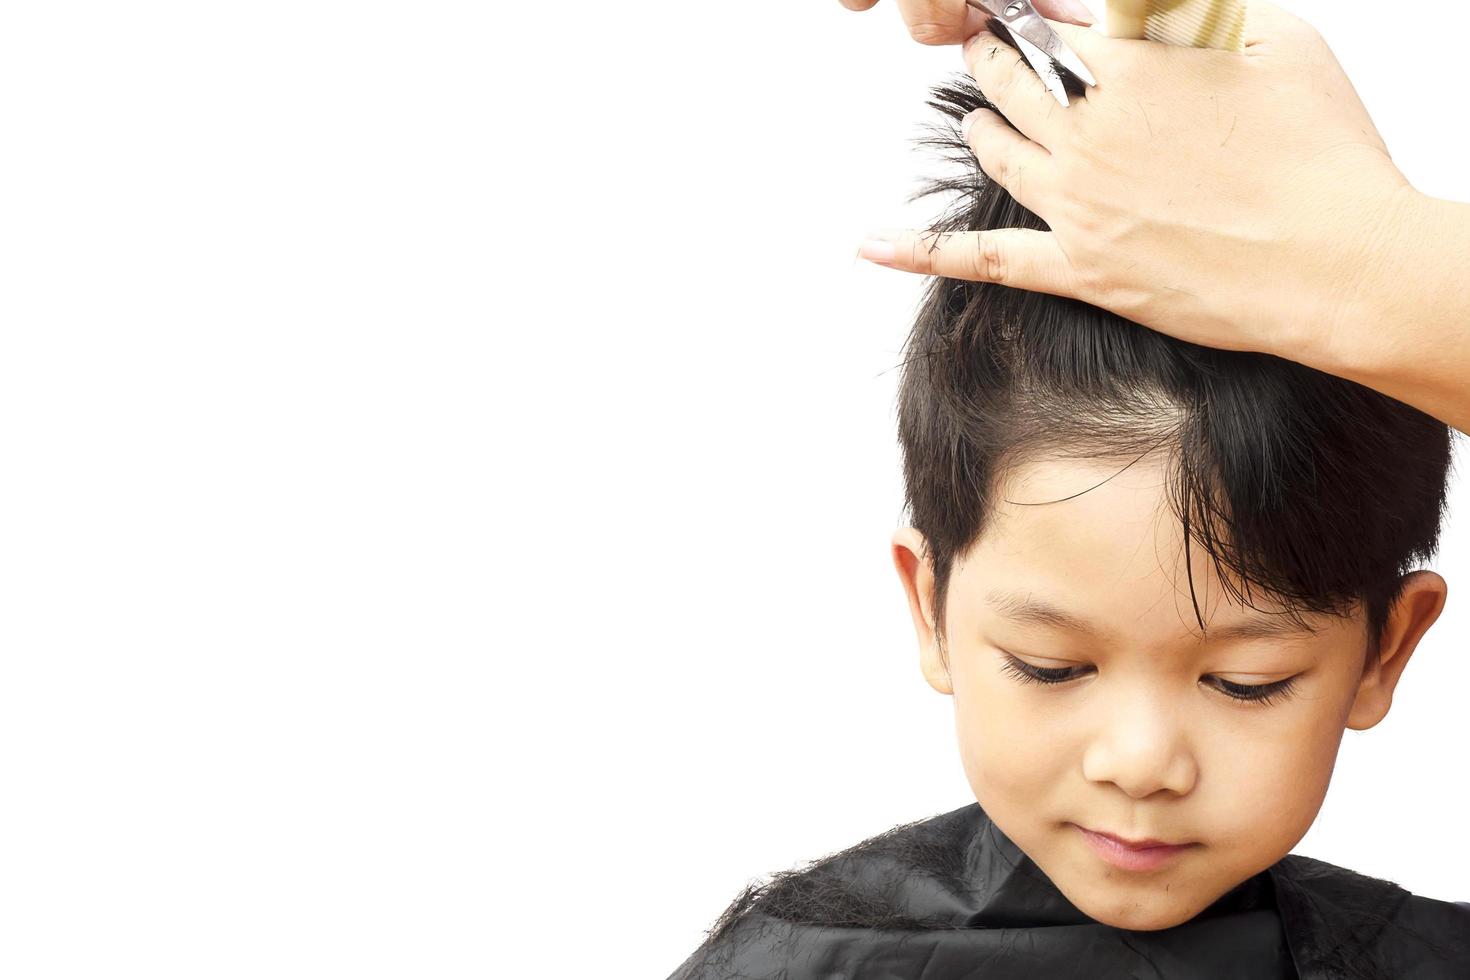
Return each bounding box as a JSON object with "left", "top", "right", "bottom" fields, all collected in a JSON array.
[{"left": 983, "top": 589, "right": 1319, "bottom": 642}]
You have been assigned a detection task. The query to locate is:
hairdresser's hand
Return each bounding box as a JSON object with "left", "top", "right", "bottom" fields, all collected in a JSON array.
[
  {"left": 836, "top": 0, "right": 1097, "bottom": 43},
  {"left": 855, "top": 1, "right": 1420, "bottom": 366}
]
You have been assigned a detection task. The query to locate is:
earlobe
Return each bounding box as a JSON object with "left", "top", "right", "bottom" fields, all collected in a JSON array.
[
  {"left": 1346, "top": 571, "right": 1448, "bottom": 731},
  {"left": 891, "top": 527, "right": 952, "bottom": 695},
  {"left": 921, "top": 641, "right": 954, "bottom": 695}
]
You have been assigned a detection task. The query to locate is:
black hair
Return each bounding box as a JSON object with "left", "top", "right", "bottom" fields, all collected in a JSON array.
[
  {"left": 669, "top": 70, "right": 1463, "bottom": 980},
  {"left": 896, "top": 74, "right": 1457, "bottom": 669}
]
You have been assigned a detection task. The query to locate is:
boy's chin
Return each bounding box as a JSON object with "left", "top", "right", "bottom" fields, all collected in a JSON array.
[
  {"left": 1059, "top": 882, "right": 1216, "bottom": 931},
  {"left": 1047, "top": 861, "right": 1232, "bottom": 932}
]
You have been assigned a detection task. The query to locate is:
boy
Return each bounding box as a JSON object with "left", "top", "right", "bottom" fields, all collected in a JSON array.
[{"left": 668, "top": 78, "right": 1470, "bottom": 979}]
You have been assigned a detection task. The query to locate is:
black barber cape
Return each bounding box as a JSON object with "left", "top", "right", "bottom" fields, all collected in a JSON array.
[{"left": 668, "top": 803, "right": 1470, "bottom": 980}]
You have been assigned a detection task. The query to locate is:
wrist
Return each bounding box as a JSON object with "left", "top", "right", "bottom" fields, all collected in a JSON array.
[
  {"left": 1294, "top": 172, "right": 1427, "bottom": 384},
  {"left": 1302, "top": 185, "right": 1470, "bottom": 433}
]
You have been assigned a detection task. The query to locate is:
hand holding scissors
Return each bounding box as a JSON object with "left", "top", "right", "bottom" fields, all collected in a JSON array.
[
  {"left": 836, "top": 0, "right": 1097, "bottom": 45},
  {"left": 963, "top": 0, "right": 1096, "bottom": 105},
  {"left": 838, "top": 0, "right": 1096, "bottom": 105}
]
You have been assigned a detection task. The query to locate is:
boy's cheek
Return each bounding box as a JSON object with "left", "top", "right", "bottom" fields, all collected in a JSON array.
[{"left": 954, "top": 716, "right": 1056, "bottom": 808}]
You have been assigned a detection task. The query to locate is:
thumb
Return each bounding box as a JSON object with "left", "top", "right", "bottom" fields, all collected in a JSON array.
[
  {"left": 857, "top": 228, "right": 1082, "bottom": 297},
  {"left": 1240, "top": 0, "right": 1312, "bottom": 46},
  {"left": 1030, "top": 0, "right": 1097, "bottom": 27}
]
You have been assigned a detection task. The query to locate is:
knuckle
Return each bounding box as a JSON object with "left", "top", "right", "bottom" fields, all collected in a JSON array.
[
  {"left": 982, "top": 148, "right": 1014, "bottom": 194},
  {"left": 1073, "top": 260, "right": 1109, "bottom": 301},
  {"left": 973, "top": 234, "right": 1006, "bottom": 283},
  {"left": 1010, "top": 160, "right": 1027, "bottom": 197},
  {"left": 1069, "top": 201, "right": 1104, "bottom": 236},
  {"left": 1089, "top": 270, "right": 1146, "bottom": 317}
]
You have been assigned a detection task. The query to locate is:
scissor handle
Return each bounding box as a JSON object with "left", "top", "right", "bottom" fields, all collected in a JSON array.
[{"left": 964, "top": 0, "right": 1040, "bottom": 32}]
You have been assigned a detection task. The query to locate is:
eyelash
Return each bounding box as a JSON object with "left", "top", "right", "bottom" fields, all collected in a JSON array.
[{"left": 998, "top": 654, "right": 1300, "bottom": 707}]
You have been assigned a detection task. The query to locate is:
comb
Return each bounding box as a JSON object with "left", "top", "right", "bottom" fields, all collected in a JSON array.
[{"left": 1104, "top": 0, "right": 1248, "bottom": 51}]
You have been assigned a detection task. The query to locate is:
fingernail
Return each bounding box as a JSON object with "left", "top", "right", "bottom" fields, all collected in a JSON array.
[
  {"left": 1060, "top": 0, "right": 1095, "bottom": 25},
  {"left": 961, "top": 109, "right": 981, "bottom": 139},
  {"left": 858, "top": 238, "right": 897, "bottom": 264}
]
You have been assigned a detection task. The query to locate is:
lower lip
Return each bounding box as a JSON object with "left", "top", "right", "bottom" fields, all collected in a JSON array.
[{"left": 1075, "top": 825, "right": 1195, "bottom": 872}]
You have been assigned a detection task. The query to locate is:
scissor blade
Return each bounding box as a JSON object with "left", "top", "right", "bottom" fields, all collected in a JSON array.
[
  {"left": 970, "top": 0, "right": 1097, "bottom": 90},
  {"left": 1011, "top": 28, "right": 1069, "bottom": 107},
  {"left": 1045, "top": 37, "right": 1096, "bottom": 87}
]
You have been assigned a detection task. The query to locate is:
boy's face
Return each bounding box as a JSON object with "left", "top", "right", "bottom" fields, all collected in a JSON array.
[{"left": 892, "top": 452, "right": 1446, "bottom": 931}]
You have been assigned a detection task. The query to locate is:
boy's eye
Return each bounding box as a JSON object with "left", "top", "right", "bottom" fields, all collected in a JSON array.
[{"left": 997, "top": 653, "right": 1300, "bottom": 707}]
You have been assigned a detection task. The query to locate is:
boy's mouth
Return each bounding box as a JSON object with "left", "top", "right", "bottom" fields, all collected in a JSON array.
[{"left": 1072, "top": 824, "right": 1199, "bottom": 872}]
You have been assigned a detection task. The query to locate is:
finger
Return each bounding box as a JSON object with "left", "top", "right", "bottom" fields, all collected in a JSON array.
[
  {"left": 962, "top": 105, "right": 1056, "bottom": 215},
  {"left": 1239, "top": 0, "right": 1307, "bottom": 47},
  {"left": 962, "top": 29, "right": 1068, "bottom": 148},
  {"left": 1044, "top": 19, "right": 1109, "bottom": 57},
  {"left": 842, "top": 0, "right": 1094, "bottom": 38},
  {"left": 857, "top": 228, "right": 1080, "bottom": 296},
  {"left": 896, "top": 0, "right": 983, "bottom": 45},
  {"left": 1029, "top": 0, "right": 1096, "bottom": 26}
]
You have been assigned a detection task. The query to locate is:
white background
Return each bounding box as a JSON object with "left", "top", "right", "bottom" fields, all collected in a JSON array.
[{"left": 1, "top": 1, "right": 1466, "bottom": 977}]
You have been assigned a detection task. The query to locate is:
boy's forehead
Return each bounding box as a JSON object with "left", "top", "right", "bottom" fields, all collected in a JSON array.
[
  {"left": 984, "top": 455, "right": 1181, "bottom": 565},
  {"left": 997, "top": 452, "right": 1169, "bottom": 504},
  {"left": 967, "top": 456, "right": 1321, "bottom": 643}
]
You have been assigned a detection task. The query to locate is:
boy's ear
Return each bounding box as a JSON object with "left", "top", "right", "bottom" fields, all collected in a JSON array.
[
  {"left": 891, "top": 527, "right": 952, "bottom": 695},
  {"left": 1346, "top": 570, "right": 1448, "bottom": 731}
]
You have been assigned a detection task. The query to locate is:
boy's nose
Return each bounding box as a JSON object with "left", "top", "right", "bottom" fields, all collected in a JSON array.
[{"left": 1079, "top": 694, "right": 1198, "bottom": 799}]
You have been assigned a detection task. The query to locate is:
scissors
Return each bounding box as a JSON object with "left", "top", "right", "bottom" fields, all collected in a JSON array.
[{"left": 963, "top": 0, "right": 1096, "bottom": 106}]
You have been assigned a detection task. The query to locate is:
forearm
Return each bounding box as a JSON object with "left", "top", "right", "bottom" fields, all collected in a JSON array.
[{"left": 1312, "top": 190, "right": 1470, "bottom": 436}]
